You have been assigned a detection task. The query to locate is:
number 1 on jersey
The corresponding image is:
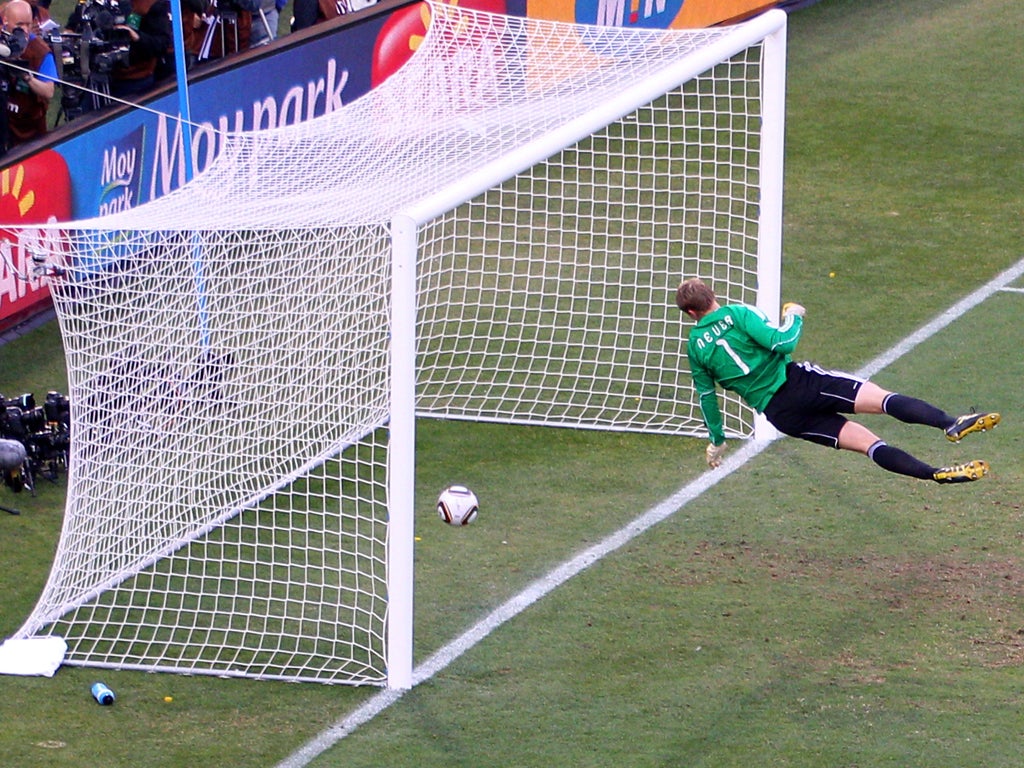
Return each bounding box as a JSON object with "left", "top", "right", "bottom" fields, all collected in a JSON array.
[{"left": 715, "top": 338, "right": 750, "bottom": 375}]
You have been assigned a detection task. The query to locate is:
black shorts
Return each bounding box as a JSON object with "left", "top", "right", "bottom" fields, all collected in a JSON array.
[{"left": 762, "top": 361, "right": 865, "bottom": 448}]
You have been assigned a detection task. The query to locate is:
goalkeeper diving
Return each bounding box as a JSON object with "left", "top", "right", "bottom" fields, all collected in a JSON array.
[{"left": 676, "top": 278, "right": 999, "bottom": 483}]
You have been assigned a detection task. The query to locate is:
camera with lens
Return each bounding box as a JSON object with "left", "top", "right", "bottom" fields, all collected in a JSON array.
[
  {"left": 0, "top": 390, "right": 72, "bottom": 492},
  {"left": 0, "top": 27, "right": 27, "bottom": 119},
  {"left": 78, "top": 0, "right": 134, "bottom": 32},
  {"left": 0, "top": 27, "right": 27, "bottom": 60},
  {"left": 91, "top": 44, "right": 130, "bottom": 73},
  {"left": 47, "top": 0, "right": 135, "bottom": 119}
]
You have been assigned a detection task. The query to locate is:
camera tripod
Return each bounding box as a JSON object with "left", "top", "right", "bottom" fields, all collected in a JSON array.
[
  {"left": 198, "top": 8, "right": 241, "bottom": 61},
  {"left": 54, "top": 72, "right": 113, "bottom": 124},
  {"left": 0, "top": 463, "right": 29, "bottom": 514}
]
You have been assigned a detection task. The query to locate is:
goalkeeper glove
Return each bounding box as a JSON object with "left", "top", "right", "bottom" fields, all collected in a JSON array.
[
  {"left": 706, "top": 441, "right": 727, "bottom": 468},
  {"left": 781, "top": 301, "right": 806, "bottom": 321}
]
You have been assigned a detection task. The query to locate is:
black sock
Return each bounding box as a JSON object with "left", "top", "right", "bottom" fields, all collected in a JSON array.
[
  {"left": 867, "top": 440, "right": 936, "bottom": 480},
  {"left": 882, "top": 393, "right": 953, "bottom": 430}
]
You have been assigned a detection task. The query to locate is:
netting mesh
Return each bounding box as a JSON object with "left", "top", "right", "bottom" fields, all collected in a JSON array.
[
  {"left": 2, "top": 2, "right": 783, "bottom": 685},
  {"left": 25, "top": 225, "right": 393, "bottom": 683},
  {"left": 415, "top": 72, "right": 765, "bottom": 431}
]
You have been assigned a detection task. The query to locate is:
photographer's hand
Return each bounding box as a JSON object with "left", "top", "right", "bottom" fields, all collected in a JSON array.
[
  {"left": 23, "top": 71, "right": 54, "bottom": 101},
  {"left": 114, "top": 24, "right": 140, "bottom": 42}
]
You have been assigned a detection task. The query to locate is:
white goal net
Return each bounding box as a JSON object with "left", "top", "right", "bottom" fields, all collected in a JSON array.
[{"left": 0, "top": 2, "right": 786, "bottom": 688}]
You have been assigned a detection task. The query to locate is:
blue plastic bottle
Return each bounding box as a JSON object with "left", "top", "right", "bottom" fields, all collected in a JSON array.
[{"left": 91, "top": 682, "right": 115, "bottom": 705}]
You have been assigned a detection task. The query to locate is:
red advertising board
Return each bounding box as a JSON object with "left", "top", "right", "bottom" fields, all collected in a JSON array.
[{"left": 0, "top": 151, "right": 72, "bottom": 329}]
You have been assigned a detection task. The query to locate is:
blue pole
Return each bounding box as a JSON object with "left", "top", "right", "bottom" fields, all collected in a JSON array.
[
  {"left": 167, "top": 0, "right": 206, "bottom": 351},
  {"left": 168, "top": 0, "right": 195, "bottom": 182}
]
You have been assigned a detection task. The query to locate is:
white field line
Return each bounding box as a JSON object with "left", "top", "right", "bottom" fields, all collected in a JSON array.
[
  {"left": 856, "top": 260, "right": 1024, "bottom": 380},
  {"left": 277, "top": 255, "right": 1024, "bottom": 768}
]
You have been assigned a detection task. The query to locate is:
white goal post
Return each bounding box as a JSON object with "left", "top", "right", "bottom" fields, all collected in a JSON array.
[{"left": 0, "top": 3, "right": 787, "bottom": 689}]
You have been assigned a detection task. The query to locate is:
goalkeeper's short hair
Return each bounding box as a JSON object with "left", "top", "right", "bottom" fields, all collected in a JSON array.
[{"left": 676, "top": 278, "right": 717, "bottom": 314}]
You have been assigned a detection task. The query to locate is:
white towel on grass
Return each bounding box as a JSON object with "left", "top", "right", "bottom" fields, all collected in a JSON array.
[{"left": 0, "top": 636, "right": 67, "bottom": 677}]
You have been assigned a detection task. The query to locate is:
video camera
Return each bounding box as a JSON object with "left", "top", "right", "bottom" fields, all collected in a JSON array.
[
  {"left": 0, "top": 390, "right": 71, "bottom": 493},
  {"left": 0, "top": 27, "right": 27, "bottom": 112},
  {"left": 0, "top": 28, "right": 27, "bottom": 145},
  {"left": 48, "top": 0, "right": 136, "bottom": 118},
  {"left": 0, "top": 27, "right": 27, "bottom": 60},
  {"left": 77, "top": 0, "right": 135, "bottom": 33}
]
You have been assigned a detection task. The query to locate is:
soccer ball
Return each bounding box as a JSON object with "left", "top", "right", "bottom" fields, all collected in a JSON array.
[{"left": 437, "top": 485, "right": 479, "bottom": 526}]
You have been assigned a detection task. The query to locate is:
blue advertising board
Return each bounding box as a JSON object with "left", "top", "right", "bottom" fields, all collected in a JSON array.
[{"left": 56, "top": 13, "right": 390, "bottom": 219}]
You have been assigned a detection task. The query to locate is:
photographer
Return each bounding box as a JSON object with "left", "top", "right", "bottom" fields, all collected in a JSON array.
[
  {"left": 108, "top": 0, "right": 173, "bottom": 98},
  {"left": 66, "top": 0, "right": 172, "bottom": 100},
  {"left": 0, "top": 0, "right": 56, "bottom": 148},
  {"left": 154, "top": 0, "right": 206, "bottom": 83}
]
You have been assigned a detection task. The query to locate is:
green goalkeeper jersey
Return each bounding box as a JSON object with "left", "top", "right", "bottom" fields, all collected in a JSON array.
[{"left": 686, "top": 303, "right": 803, "bottom": 445}]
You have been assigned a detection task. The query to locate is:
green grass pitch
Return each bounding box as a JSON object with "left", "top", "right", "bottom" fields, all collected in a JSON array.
[{"left": 2, "top": 0, "right": 1023, "bottom": 764}]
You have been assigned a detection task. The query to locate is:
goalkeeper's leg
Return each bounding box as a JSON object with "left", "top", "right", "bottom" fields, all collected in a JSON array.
[
  {"left": 858, "top": 383, "right": 1001, "bottom": 442},
  {"left": 839, "top": 422, "right": 989, "bottom": 484}
]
